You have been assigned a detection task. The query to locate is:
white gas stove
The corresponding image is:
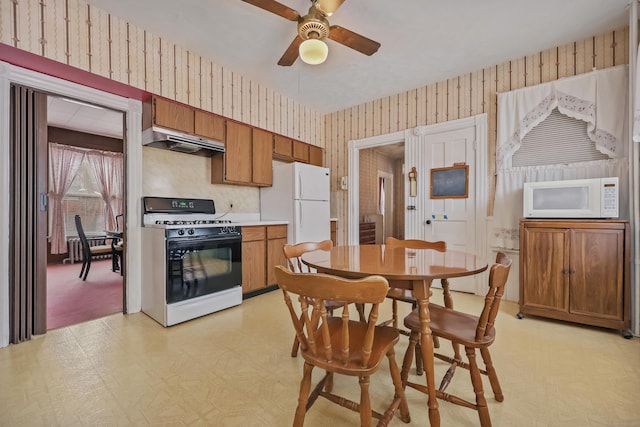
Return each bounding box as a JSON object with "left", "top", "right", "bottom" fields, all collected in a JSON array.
[{"left": 141, "top": 197, "right": 243, "bottom": 326}]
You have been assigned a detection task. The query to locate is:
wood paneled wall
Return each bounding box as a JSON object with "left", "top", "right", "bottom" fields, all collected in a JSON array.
[
  {"left": 0, "top": 0, "right": 323, "bottom": 146},
  {"left": 325, "top": 28, "right": 629, "bottom": 245}
]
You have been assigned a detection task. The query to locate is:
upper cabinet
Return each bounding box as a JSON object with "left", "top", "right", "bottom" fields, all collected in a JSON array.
[
  {"left": 143, "top": 96, "right": 225, "bottom": 142},
  {"left": 309, "top": 145, "right": 323, "bottom": 167},
  {"left": 252, "top": 128, "right": 273, "bottom": 186},
  {"left": 293, "top": 140, "right": 309, "bottom": 163},
  {"left": 148, "top": 96, "right": 194, "bottom": 134},
  {"left": 273, "top": 134, "right": 324, "bottom": 167},
  {"left": 211, "top": 121, "right": 273, "bottom": 187},
  {"left": 194, "top": 110, "right": 225, "bottom": 141},
  {"left": 273, "top": 135, "right": 293, "bottom": 159},
  {"left": 144, "top": 96, "right": 320, "bottom": 184}
]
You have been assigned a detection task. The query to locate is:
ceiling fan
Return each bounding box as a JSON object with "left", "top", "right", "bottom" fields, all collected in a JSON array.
[{"left": 242, "top": 0, "right": 381, "bottom": 66}]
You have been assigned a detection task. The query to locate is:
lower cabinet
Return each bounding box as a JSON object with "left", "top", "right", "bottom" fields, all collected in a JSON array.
[
  {"left": 242, "top": 224, "right": 287, "bottom": 294},
  {"left": 519, "top": 219, "right": 630, "bottom": 335},
  {"left": 266, "top": 225, "right": 288, "bottom": 287}
]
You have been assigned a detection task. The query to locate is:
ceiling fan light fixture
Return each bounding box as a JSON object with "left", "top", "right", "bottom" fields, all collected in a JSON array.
[{"left": 299, "top": 38, "right": 328, "bottom": 65}]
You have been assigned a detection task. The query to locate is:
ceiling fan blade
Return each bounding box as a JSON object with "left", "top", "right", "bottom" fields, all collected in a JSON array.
[
  {"left": 328, "top": 25, "right": 380, "bottom": 56},
  {"left": 318, "top": 0, "right": 345, "bottom": 15},
  {"left": 277, "top": 36, "right": 303, "bottom": 66},
  {"left": 241, "top": 0, "right": 300, "bottom": 21}
]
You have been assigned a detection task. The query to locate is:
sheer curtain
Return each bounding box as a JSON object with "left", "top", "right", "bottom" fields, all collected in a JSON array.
[
  {"left": 86, "top": 150, "right": 124, "bottom": 231},
  {"left": 48, "top": 143, "right": 85, "bottom": 254},
  {"left": 493, "top": 66, "right": 629, "bottom": 250}
]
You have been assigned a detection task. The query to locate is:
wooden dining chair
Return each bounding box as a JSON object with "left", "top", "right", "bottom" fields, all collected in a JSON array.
[
  {"left": 382, "top": 236, "right": 447, "bottom": 375},
  {"left": 274, "top": 265, "right": 411, "bottom": 427},
  {"left": 400, "top": 252, "right": 512, "bottom": 427},
  {"left": 283, "top": 240, "right": 345, "bottom": 357},
  {"left": 74, "top": 214, "right": 115, "bottom": 281}
]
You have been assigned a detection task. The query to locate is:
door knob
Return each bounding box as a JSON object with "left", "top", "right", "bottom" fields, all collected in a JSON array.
[{"left": 425, "top": 220, "right": 432, "bottom": 225}]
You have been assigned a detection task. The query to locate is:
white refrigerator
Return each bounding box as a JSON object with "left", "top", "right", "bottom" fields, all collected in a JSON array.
[{"left": 260, "top": 162, "right": 330, "bottom": 245}]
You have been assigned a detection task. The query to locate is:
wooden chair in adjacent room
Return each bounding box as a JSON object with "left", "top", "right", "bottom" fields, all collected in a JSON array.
[
  {"left": 382, "top": 236, "right": 447, "bottom": 375},
  {"left": 400, "top": 252, "right": 512, "bottom": 427},
  {"left": 274, "top": 265, "right": 411, "bottom": 427},
  {"left": 112, "top": 214, "right": 124, "bottom": 275},
  {"left": 74, "top": 214, "right": 114, "bottom": 281},
  {"left": 283, "top": 240, "right": 345, "bottom": 357}
]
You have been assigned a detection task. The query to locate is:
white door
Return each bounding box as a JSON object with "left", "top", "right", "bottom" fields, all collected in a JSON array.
[{"left": 405, "top": 125, "right": 477, "bottom": 293}]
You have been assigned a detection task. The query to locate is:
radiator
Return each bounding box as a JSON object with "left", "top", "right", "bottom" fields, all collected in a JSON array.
[{"left": 64, "top": 237, "right": 112, "bottom": 264}]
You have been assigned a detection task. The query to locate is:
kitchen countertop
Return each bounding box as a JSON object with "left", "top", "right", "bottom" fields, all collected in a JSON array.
[{"left": 234, "top": 220, "right": 288, "bottom": 227}]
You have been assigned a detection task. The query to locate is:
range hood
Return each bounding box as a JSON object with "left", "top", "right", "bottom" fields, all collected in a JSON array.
[{"left": 142, "top": 126, "right": 225, "bottom": 157}]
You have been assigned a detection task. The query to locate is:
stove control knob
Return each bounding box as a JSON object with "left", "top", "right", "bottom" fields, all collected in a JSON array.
[
  {"left": 188, "top": 228, "right": 195, "bottom": 235},
  {"left": 177, "top": 229, "right": 185, "bottom": 236}
]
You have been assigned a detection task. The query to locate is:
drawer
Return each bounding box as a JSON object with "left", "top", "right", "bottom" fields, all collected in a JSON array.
[
  {"left": 242, "top": 226, "right": 266, "bottom": 242},
  {"left": 267, "top": 224, "right": 287, "bottom": 239}
]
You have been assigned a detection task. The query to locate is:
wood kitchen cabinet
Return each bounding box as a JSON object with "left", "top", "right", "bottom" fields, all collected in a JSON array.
[
  {"left": 266, "top": 225, "right": 288, "bottom": 287},
  {"left": 144, "top": 96, "right": 226, "bottom": 142},
  {"left": 252, "top": 128, "right": 273, "bottom": 186},
  {"left": 242, "top": 224, "right": 288, "bottom": 295},
  {"left": 293, "top": 140, "right": 310, "bottom": 163},
  {"left": 241, "top": 226, "right": 267, "bottom": 294},
  {"left": 519, "top": 219, "right": 631, "bottom": 336},
  {"left": 194, "top": 110, "right": 225, "bottom": 141},
  {"left": 146, "top": 96, "right": 194, "bottom": 134},
  {"left": 273, "top": 134, "right": 293, "bottom": 160},
  {"left": 211, "top": 121, "right": 273, "bottom": 187},
  {"left": 308, "top": 145, "right": 323, "bottom": 166},
  {"left": 273, "top": 134, "right": 324, "bottom": 166}
]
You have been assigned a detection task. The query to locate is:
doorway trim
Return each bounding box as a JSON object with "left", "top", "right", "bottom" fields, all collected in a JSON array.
[
  {"left": 348, "top": 131, "right": 404, "bottom": 245},
  {"left": 348, "top": 114, "right": 488, "bottom": 292},
  {"left": 377, "top": 170, "right": 394, "bottom": 242},
  {"left": 0, "top": 61, "right": 143, "bottom": 348}
]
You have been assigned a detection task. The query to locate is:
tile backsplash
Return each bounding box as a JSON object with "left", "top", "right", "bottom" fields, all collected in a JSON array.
[{"left": 142, "top": 147, "right": 259, "bottom": 213}]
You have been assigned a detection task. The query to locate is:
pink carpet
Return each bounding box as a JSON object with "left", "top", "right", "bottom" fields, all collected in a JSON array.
[{"left": 47, "top": 259, "right": 123, "bottom": 330}]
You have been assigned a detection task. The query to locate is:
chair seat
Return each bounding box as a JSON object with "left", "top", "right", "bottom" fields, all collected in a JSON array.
[
  {"left": 386, "top": 288, "right": 416, "bottom": 304},
  {"left": 404, "top": 304, "right": 495, "bottom": 348},
  {"left": 303, "top": 318, "right": 400, "bottom": 376},
  {"left": 90, "top": 245, "right": 114, "bottom": 255}
]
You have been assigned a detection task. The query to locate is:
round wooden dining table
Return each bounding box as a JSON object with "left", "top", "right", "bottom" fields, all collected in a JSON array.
[{"left": 301, "top": 244, "right": 488, "bottom": 427}]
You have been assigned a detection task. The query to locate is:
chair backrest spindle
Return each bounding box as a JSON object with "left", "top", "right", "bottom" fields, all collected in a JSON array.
[{"left": 475, "top": 252, "right": 512, "bottom": 341}]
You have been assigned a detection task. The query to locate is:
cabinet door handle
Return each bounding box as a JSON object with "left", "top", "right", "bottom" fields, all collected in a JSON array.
[{"left": 562, "top": 269, "right": 575, "bottom": 275}]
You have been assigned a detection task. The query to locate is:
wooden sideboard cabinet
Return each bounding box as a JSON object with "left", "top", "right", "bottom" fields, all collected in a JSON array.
[
  {"left": 359, "top": 222, "right": 376, "bottom": 245},
  {"left": 519, "top": 219, "right": 631, "bottom": 337}
]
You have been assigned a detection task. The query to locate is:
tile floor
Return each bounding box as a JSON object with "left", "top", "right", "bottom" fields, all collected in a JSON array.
[{"left": 1, "top": 289, "right": 639, "bottom": 426}]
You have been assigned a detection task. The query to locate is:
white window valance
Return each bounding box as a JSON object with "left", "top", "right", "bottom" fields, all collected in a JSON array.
[{"left": 497, "top": 65, "right": 628, "bottom": 170}]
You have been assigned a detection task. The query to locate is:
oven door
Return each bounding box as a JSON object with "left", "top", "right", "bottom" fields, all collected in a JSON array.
[{"left": 166, "top": 235, "right": 242, "bottom": 304}]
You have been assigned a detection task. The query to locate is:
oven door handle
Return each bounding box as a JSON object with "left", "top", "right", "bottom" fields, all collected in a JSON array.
[{"left": 167, "top": 234, "right": 242, "bottom": 246}]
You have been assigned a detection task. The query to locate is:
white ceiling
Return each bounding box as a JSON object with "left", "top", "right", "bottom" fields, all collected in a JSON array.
[
  {"left": 47, "top": 96, "right": 124, "bottom": 138},
  {"left": 80, "top": 0, "right": 629, "bottom": 114}
]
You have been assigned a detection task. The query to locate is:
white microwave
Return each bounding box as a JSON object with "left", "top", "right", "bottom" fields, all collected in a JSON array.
[{"left": 523, "top": 177, "right": 619, "bottom": 219}]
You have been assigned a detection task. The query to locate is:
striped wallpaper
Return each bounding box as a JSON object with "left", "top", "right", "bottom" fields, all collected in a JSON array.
[
  {"left": 0, "top": 0, "right": 630, "bottom": 245},
  {"left": 325, "top": 28, "right": 629, "bottom": 244},
  {"left": 0, "top": 0, "right": 324, "bottom": 145}
]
